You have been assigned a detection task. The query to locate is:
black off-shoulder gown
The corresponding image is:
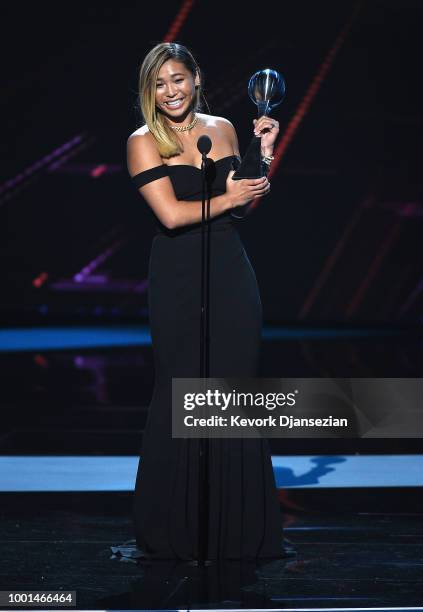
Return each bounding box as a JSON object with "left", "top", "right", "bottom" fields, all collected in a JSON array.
[{"left": 130, "top": 155, "right": 283, "bottom": 560}]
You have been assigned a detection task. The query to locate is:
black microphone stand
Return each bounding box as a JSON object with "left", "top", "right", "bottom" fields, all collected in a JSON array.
[{"left": 198, "top": 147, "right": 211, "bottom": 567}]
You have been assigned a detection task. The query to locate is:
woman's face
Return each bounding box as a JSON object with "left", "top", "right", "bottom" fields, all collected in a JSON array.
[{"left": 155, "top": 59, "right": 199, "bottom": 118}]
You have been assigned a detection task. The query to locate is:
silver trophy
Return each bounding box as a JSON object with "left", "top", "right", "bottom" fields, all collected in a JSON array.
[{"left": 233, "top": 68, "right": 286, "bottom": 180}]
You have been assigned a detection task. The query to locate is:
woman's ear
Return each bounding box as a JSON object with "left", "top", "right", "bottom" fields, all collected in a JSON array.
[{"left": 194, "top": 71, "right": 200, "bottom": 89}]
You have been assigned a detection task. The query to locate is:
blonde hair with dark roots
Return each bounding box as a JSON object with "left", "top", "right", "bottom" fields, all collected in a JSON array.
[{"left": 138, "top": 43, "right": 207, "bottom": 158}]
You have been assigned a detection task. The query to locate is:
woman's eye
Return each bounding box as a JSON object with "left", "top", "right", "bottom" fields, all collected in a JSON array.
[{"left": 175, "top": 79, "right": 183, "bottom": 83}]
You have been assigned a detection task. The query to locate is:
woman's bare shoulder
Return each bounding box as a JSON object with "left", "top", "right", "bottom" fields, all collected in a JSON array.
[
  {"left": 197, "top": 114, "right": 239, "bottom": 153},
  {"left": 198, "top": 113, "right": 235, "bottom": 131},
  {"left": 127, "top": 126, "right": 159, "bottom": 157},
  {"left": 128, "top": 124, "right": 153, "bottom": 142},
  {"left": 127, "top": 126, "right": 162, "bottom": 174}
]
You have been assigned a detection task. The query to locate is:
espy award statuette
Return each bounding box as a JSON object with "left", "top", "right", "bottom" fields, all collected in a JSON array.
[{"left": 233, "top": 68, "right": 286, "bottom": 180}]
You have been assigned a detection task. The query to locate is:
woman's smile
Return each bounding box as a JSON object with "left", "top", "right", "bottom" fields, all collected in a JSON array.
[{"left": 163, "top": 97, "right": 185, "bottom": 109}]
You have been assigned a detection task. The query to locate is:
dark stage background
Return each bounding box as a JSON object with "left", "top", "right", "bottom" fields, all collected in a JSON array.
[
  {"left": 1, "top": 0, "right": 422, "bottom": 325},
  {"left": 1, "top": 5, "right": 423, "bottom": 608},
  {"left": 0, "top": 0, "right": 422, "bottom": 459}
]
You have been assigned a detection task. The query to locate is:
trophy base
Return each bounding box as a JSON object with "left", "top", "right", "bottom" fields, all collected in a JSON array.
[{"left": 232, "top": 136, "right": 264, "bottom": 180}]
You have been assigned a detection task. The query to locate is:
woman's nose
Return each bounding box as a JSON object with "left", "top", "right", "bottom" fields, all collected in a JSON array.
[{"left": 166, "top": 83, "right": 178, "bottom": 97}]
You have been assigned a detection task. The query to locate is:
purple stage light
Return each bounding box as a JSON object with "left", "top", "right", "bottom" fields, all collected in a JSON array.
[{"left": 0, "top": 134, "right": 91, "bottom": 206}]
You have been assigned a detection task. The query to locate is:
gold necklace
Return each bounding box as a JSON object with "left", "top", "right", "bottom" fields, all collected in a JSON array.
[{"left": 169, "top": 113, "right": 198, "bottom": 132}]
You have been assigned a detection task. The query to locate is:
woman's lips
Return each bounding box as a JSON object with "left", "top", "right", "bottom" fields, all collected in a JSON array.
[{"left": 164, "top": 98, "right": 184, "bottom": 109}]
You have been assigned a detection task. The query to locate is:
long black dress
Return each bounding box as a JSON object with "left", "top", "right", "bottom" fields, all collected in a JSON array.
[{"left": 131, "top": 155, "right": 283, "bottom": 560}]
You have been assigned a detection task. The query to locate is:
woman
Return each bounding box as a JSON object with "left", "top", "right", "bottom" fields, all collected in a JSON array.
[{"left": 127, "top": 42, "right": 283, "bottom": 560}]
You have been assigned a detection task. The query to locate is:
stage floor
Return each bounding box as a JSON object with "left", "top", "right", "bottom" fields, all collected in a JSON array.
[{"left": 0, "top": 492, "right": 422, "bottom": 610}]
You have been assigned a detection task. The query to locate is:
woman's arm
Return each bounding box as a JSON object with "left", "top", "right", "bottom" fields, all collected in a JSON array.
[
  {"left": 127, "top": 131, "right": 269, "bottom": 230},
  {"left": 220, "top": 118, "right": 256, "bottom": 216}
]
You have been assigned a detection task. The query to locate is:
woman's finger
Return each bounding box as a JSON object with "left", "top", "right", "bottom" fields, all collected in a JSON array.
[
  {"left": 257, "top": 117, "right": 277, "bottom": 125},
  {"left": 254, "top": 119, "right": 279, "bottom": 135},
  {"left": 250, "top": 182, "right": 268, "bottom": 193},
  {"left": 251, "top": 186, "right": 268, "bottom": 195},
  {"left": 249, "top": 177, "right": 267, "bottom": 186},
  {"left": 256, "top": 122, "right": 278, "bottom": 132}
]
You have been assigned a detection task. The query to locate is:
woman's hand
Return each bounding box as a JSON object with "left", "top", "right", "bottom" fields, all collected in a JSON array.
[
  {"left": 225, "top": 171, "right": 270, "bottom": 208},
  {"left": 253, "top": 115, "right": 279, "bottom": 153}
]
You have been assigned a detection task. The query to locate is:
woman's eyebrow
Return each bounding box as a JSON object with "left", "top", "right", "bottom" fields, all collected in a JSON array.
[{"left": 157, "top": 72, "right": 185, "bottom": 81}]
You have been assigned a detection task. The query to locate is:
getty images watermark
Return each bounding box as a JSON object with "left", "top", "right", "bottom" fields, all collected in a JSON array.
[
  {"left": 172, "top": 378, "right": 423, "bottom": 438},
  {"left": 182, "top": 388, "right": 347, "bottom": 429}
]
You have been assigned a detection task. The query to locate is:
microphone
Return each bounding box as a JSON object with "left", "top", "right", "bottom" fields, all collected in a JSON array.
[{"left": 197, "top": 135, "right": 212, "bottom": 156}]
